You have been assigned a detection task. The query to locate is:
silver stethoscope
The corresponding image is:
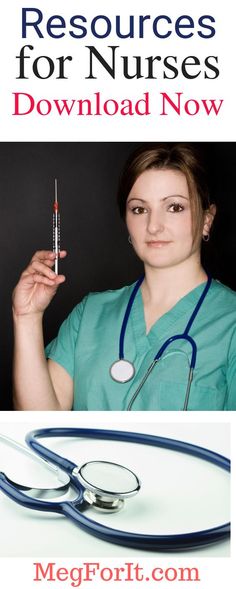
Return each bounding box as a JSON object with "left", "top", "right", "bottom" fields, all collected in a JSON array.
[
  {"left": 0, "top": 428, "right": 230, "bottom": 551},
  {"left": 110, "top": 275, "right": 212, "bottom": 410}
]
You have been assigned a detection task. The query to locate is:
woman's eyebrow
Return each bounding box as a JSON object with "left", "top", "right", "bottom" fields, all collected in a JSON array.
[
  {"left": 127, "top": 194, "right": 189, "bottom": 203},
  {"left": 127, "top": 197, "right": 146, "bottom": 203},
  {"left": 162, "top": 194, "right": 189, "bottom": 201}
]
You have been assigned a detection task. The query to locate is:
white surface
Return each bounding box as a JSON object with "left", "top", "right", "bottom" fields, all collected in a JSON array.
[
  {"left": 0, "top": 420, "right": 230, "bottom": 557},
  {"left": 0, "top": 412, "right": 234, "bottom": 589}
]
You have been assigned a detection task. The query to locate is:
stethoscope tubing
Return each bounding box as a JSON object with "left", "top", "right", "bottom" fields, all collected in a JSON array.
[
  {"left": 119, "top": 275, "right": 144, "bottom": 359},
  {"left": 119, "top": 275, "right": 211, "bottom": 364},
  {"left": 0, "top": 470, "right": 229, "bottom": 551},
  {"left": 0, "top": 428, "right": 230, "bottom": 551},
  {"left": 25, "top": 427, "right": 230, "bottom": 550},
  {"left": 0, "top": 433, "right": 70, "bottom": 492},
  {"left": 0, "top": 472, "right": 70, "bottom": 513},
  {"left": 26, "top": 427, "right": 230, "bottom": 473},
  {"left": 62, "top": 504, "right": 229, "bottom": 551},
  {"left": 116, "top": 276, "right": 212, "bottom": 410}
]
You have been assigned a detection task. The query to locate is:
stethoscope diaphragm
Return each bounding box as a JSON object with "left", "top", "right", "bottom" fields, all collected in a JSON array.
[
  {"left": 110, "top": 359, "right": 135, "bottom": 383},
  {"left": 73, "top": 460, "right": 140, "bottom": 512}
]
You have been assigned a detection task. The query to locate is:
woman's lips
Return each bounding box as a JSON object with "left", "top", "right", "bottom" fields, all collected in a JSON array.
[{"left": 146, "top": 240, "right": 172, "bottom": 248}]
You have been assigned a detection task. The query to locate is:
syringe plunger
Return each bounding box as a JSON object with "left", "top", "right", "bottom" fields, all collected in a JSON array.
[{"left": 53, "top": 178, "right": 60, "bottom": 274}]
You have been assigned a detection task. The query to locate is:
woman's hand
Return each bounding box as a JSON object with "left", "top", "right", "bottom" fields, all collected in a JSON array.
[{"left": 12, "top": 250, "right": 67, "bottom": 317}]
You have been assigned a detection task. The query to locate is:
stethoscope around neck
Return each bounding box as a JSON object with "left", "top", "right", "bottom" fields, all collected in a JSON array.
[
  {"left": 110, "top": 275, "right": 212, "bottom": 410},
  {"left": 0, "top": 428, "right": 230, "bottom": 551}
]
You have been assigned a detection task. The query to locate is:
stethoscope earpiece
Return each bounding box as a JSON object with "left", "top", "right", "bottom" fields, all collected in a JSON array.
[{"left": 73, "top": 460, "right": 141, "bottom": 512}]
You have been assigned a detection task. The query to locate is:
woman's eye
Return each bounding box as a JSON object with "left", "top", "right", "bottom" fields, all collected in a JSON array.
[
  {"left": 131, "top": 206, "right": 147, "bottom": 214},
  {"left": 168, "top": 202, "right": 184, "bottom": 213}
]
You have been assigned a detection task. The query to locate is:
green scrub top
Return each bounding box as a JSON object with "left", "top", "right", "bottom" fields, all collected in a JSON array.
[{"left": 45, "top": 279, "right": 236, "bottom": 411}]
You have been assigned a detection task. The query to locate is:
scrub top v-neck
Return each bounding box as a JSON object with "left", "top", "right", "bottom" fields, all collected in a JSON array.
[{"left": 45, "top": 279, "right": 236, "bottom": 411}]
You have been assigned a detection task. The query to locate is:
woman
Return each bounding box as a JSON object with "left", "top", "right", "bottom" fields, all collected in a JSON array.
[{"left": 12, "top": 144, "right": 236, "bottom": 410}]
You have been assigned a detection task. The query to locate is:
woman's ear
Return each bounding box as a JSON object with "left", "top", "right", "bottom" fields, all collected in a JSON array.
[{"left": 202, "top": 204, "right": 216, "bottom": 241}]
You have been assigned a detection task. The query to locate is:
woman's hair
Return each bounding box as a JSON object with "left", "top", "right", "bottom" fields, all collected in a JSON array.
[{"left": 117, "top": 143, "right": 211, "bottom": 239}]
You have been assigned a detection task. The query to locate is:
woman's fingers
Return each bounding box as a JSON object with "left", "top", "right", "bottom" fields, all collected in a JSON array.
[
  {"left": 12, "top": 250, "right": 67, "bottom": 317},
  {"left": 24, "top": 250, "right": 67, "bottom": 276},
  {"left": 58, "top": 250, "right": 67, "bottom": 259},
  {"left": 31, "top": 260, "right": 57, "bottom": 279},
  {"left": 32, "top": 274, "right": 65, "bottom": 287},
  {"left": 31, "top": 250, "right": 67, "bottom": 262}
]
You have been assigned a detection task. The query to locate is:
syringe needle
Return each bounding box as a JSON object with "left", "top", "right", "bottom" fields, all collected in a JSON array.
[{"left": 55, "top": 178, "right": 58, "bottom": 203}]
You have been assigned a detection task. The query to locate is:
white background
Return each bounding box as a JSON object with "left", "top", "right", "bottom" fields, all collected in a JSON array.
[
  {"left": 0, "top": 418, "right": 230, "bottom": 557},
  {"left": 1, "top": 0, "right": 236, "bottom": 140},
  {"left": 0, "top": 412, "right": 234, "bottom": 588},
  {"left": 1, "top": 0, "right": 236, "bottom": 588}
]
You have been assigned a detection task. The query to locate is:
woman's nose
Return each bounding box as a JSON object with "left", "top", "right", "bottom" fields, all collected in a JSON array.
[{"left": 147, "top": 211, "right": 164, "bottom": 234}]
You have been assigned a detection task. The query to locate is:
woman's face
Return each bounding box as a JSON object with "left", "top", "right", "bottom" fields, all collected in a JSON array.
[{"left": 126, "top": 168, "right": 202, "bottom": 271}]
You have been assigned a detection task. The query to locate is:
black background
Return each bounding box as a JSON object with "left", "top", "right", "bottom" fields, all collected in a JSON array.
[{"left": 0, "top": 142, "right": 235, "bottom": 410}]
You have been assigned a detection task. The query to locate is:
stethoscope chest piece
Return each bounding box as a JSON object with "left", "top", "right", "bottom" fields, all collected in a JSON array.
[
  {"left": 110, "top": 359, "right": 135, "bottom": 383},
  {"left": 73, "top": 460, "right": 141, "bottom": 512}
]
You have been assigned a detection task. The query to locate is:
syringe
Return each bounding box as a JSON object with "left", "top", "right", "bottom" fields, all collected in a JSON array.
[{"left": 53, "top": 178, "right": 60, "bottom": 275}]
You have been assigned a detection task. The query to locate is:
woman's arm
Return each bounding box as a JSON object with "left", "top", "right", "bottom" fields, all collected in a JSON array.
[{"left": 12, "top": 250, "right": 73, "bottom": 410}]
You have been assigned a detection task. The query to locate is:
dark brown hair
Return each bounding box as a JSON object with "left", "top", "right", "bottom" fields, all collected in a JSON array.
[{"left": 117, "top": 143, "right": 211, "bottom": 238}]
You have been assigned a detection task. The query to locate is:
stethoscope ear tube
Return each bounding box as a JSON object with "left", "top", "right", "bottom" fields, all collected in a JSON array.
[
  {"left": 0, "top": 433, "right": 70, "bottom": 491},
  {"left": 26, "top": 428, "right": 230, "bottom": 473}
]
